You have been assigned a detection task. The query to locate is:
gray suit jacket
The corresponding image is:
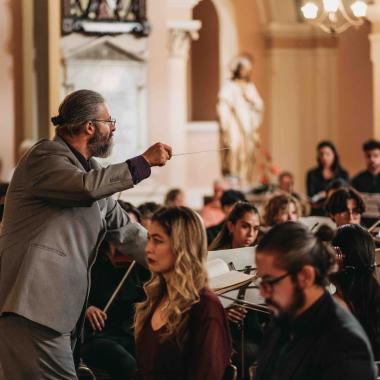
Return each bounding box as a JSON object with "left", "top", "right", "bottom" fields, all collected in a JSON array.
[{"left": 0, "top": 136, "right": 148, "bottom": 333}]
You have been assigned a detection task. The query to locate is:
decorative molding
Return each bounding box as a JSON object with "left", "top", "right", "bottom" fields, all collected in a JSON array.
[
  {"left": 266, "top": 36, "right": 338, "bottom": 49},
  {"left": 367, "top": 1, "right": 380, "bottom": 24},
  {"left": 167, "top": 20, "right": 201, "bottom": 58},
  {"left": 167, "top": 0, "right": 202, "bottom": 9}
]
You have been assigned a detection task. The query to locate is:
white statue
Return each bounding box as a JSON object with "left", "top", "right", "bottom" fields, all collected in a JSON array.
[{"left": 217, "top": 54, "right": 264, "bottom": 185}]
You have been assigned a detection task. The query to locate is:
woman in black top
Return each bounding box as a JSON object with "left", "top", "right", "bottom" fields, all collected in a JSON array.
[
  {"left": 306, "top": 141, "right": 349, "bottom": 215},
  {"left": 332, "top": 224, "right": 380, "bottom": 360}
]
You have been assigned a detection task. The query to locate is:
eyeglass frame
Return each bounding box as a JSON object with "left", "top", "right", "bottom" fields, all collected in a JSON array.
[
  {"left": 90, "top": 118, "right": 116, "bottom": 126},
  {"left": 256, "top": 271, "right": 294, "bottom": 293}
]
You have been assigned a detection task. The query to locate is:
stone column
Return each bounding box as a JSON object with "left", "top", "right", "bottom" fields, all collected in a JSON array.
[
  {"left": 167, "top": 19, "right": 201, "bottom": 188},
  {"left": 367, "top": 1, "right": 380, "bottom": 139}
]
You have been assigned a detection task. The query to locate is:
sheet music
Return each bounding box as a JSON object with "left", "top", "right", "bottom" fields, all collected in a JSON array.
[{"left": 208, "top": 246, "right": 256, "bottom": 270}]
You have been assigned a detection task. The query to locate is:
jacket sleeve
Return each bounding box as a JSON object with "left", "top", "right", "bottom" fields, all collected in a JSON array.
[
  {"left": 321, "top": 331, "right": 377, "bottom": 380},
  {"left": 103, "top": 197, "right": 148, "bottom": 267},
  {"left": 26, "top": 140, "right": 134, "bottom": 205}
]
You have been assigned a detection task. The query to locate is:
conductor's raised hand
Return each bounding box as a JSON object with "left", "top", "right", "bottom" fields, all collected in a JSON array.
[
  {"left": 142, "top": 143, "right": 172, "bottom": 167},
  {"left": 86, "top": 306, "right": 107, "bottom": 332}
]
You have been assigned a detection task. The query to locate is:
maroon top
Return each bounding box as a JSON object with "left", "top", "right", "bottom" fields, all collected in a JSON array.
[{"left": 136, "top": 288, "right": 232, "bottom": 380}]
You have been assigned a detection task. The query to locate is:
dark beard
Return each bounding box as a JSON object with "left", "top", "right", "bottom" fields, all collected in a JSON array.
[
  {"left": 267, "top": 283, "right": 306, "bottom": 328},
  {"left": 88, "top": 126, "right": 113, "bottom": 158}
]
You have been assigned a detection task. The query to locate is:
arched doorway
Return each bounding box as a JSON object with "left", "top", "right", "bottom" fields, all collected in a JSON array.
[{"left": 190, "top": 0, "right": 219, "bottom": 121}]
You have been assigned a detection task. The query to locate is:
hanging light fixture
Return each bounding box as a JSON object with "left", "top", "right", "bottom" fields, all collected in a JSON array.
[{"left": 300, "top": 0, "right": 369, "bottom": 34}]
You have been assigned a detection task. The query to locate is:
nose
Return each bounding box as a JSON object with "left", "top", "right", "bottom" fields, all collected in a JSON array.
[{"left": 145, "top": 239, "right": 153, "bottom": 255}]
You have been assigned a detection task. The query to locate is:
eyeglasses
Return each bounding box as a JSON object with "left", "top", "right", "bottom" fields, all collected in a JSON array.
[
  {"left": 256, "top": 272, "right": 292, "bottom": 293},
  {"left": 91, "top": 118, "right": 116, "bottom": 127}
]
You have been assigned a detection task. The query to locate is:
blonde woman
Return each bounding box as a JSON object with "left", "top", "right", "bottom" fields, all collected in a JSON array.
[
  {"left": 135, "top": 206, "right": 232, "bottom": 380},
  {"left": 263, "top": 194, "right": 301, "bottom": 227}
]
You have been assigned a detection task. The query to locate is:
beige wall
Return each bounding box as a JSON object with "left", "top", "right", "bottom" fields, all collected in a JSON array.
[
  {"left": 234, "top": 0, "right": 268, "bottom": 148},
  {"left": 0, "top": 0, "right": 23, "bottom": 181},
  {"left": 337, "top": 22, "right": 373, "bottom": 178}
]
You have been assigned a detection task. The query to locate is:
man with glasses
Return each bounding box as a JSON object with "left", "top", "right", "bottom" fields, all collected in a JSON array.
[
  {"left": 254, "top": 222, "right": 377, "bottom": 380},
  {"left": 0, "top": 89, "right": 172, "bottom": 379}
]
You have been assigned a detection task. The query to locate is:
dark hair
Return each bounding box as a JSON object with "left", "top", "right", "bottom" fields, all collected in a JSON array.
[
  {"left": 325, "top": 178, "right": 349, "bottom": 194},
  {"left": 363, "top": 139, "right": 380, "bottom": 152},
  {"left": 332, "top": 224, "right": 380, "bottom": 356},
  {"left": 257, "top": 222, "right": 335, "bottom": 287},
  {"left": 53, "top": 89, "right": 105, "bottom": 137},
  {"left": 118, "top": 200, "right": 141, "bottom": 223},
  {"left": 138, "top": 202, "right": 161, "bottom": 221},
  {"left": 263, "top": 194, "right": 301, "bottom": 227},
  {"left": 316, "top": 140, "right": 341, "bottom": 173},
  {"left": 325, "top": 188, "right": 365, "bottom": 216},
  {"left": 164, "top": 188, "right": 184, "bottom": 207},
  {"left": 231, "top": 54, "right": 253, "bottom": 80},
  {"left": 278, "top": 171, "right": 294, "bottom": 181},
  {"left": 209, "top": 202, "right": 260, "bottom": 250},
  {"left": 220, "top": 189, "right": 247, "bottom": 208}
]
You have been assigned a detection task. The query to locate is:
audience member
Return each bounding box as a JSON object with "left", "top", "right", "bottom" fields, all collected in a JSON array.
[
  {"left": 81, "top": 242, "right": 150, "bottom": 379},
  {"left": 277, "top": 171, "right": 295, "bottom": 194},
  {"left": 254, "top": 222, "right": 377, "bottom": 380},
  {"left": 164, "top": 188, "right": 186, "bottom": 207},
  {"left": 201, "top": 179, "right": 227, "bottom": 228},
  {"left": 325, "top": 188, "right": 365, "bottom": 227},
  {"left": 263, "top": 194, "right": 300, "bottom": 227},
  {"left": 209, "top": 202, "right": 260, "bottom": 250},
  {"left": 135, "top": 206, "right": 232, "bottom": 379},
  {"left": 276, "top": 171, "right": 309, "bottom": 216},
  {"left": 206, "top": 189, "right": 247, "bottom": 245},
  {"left": 352, "top": 139, "right": 380, "bottom": 194},
  {"left": 306, "top": 141, "right": 349, "bottom": 216},
  {"left": 137, "top": 202, "right": 161, "bottom": 229},
  {"left": 331, "top": 224, "right": 380, "bottom": 360}
]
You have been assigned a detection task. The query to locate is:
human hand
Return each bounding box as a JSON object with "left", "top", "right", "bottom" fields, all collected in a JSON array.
[
  {"left": 86, "top": 306, "right": 107, "bottom": 332},
  {"left": 142, "top": 143, "right": 172, "bottom": 167},
  {"left": 226, "top": 305, "right": 247, "bottom": 324}
]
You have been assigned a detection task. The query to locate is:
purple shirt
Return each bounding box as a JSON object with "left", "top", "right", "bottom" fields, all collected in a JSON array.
[{"left": 64, "top": 140, "right": 151, "bottom": 184}]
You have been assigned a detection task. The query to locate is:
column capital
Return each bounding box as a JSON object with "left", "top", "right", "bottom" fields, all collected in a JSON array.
[
  {"left": 167, "top": 0, "right": 202, "bottom": 10},
  {"left": 167, "top": 20, "right": 201, "bottom": 58},
  {"left": 367, "top": 1, "right": 380, "bottom": 25}
]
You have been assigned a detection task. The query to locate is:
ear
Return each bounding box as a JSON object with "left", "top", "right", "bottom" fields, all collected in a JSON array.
[
  {"left": 296, "top": 265, "right": 316, "bottom": 288},
  {"left": 83, "top": 121, "right": 95, "bottom": 136}
]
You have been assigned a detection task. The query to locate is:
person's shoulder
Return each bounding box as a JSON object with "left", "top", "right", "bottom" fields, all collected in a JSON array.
[
  {"left": 352, "top": 170, "right": 369, "bottom": 181},
  {"left": 307, "top": 167, "right": 319, "bottom": 177},
  {"left": 192, "top": 288, "right": 224, "bottom": 319},
  {"left": 30, "top": 138, "right": 69, "bottom": 156},
  {"left": 326, "top": 298, "right": 372, "bottom": 351}
]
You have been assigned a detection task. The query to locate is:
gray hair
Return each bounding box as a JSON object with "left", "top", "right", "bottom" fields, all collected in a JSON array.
[{"left": 52, "top": 89, "right": 105, "bottom": 137}]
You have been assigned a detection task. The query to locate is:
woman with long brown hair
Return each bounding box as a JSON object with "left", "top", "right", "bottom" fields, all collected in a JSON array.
[{"left": 134, "top": 206, "right": 232, "bottom": 379}]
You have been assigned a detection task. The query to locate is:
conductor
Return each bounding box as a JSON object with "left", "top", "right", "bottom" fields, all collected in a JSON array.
[{"left": 0, "top": 89, "right": 172, "bottom": 379}]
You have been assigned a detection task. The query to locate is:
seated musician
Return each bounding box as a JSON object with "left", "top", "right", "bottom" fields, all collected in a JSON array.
[
  {"left": 81, "top": 240, "right": 150, "bottom": 380},
  {"left": 325, "top": 187, "right": 365, "bottom": 227},
  {"left": 209, "top": 202, "right": 266, "bottom": 379},
  {"left": 135, "top": 206, "right": 232, "bottom": 380},
  {"left": 254, "top": 222, "right": 377, "bottom": 380},
  {"left": 331, "top": 224, "right": 380, "bottom": 360},
  {"left": 262, "top": 194, "right": 301, "bottom": 228}
]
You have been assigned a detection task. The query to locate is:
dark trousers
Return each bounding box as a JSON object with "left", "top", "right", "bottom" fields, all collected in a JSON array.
[
  {"left": 0, "top": 314, "right": 77, "bottom": 380},
  {"left": 81, "top": 336, "right": 136, "bottom": 380}
]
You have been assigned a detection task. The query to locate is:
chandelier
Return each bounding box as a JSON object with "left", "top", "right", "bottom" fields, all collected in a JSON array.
[{"left": 300, "top": 0, "right": 369, "bottom": 33}]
